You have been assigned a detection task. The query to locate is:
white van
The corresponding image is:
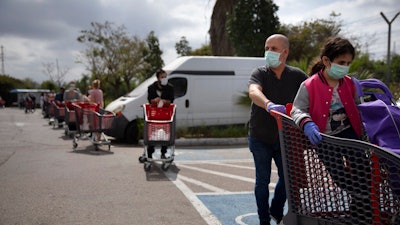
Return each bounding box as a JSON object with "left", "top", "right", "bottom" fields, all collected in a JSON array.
[{"left": 105, "top": 56, "right": 265, "bottom": 143}]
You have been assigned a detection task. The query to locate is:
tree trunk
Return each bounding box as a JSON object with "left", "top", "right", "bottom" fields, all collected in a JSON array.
[{"left": 209, "top": 0, "right": 238, "bottom": 56}]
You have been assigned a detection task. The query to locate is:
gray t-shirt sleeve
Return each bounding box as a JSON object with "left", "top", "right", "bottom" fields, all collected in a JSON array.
[{"left": 291, "top": 82, "right": 311, "bottom": 126}]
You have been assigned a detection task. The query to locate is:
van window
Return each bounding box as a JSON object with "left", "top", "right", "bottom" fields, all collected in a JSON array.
[{"left": 169, "top": 77, "right": 187, "bottom": 98}]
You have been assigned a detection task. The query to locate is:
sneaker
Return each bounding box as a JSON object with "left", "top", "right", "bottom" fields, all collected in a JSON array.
[{"left": 271, "top": 215, "right": 282, "bottom": 224}]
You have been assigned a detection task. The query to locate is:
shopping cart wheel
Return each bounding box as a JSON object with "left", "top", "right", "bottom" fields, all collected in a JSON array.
[
  {"left": 144, "top": 163, "right": 151, "bottom": 171},
  {"left": 161, "top": 163, "right": 170, "bottom": 171},
  {"left": 73, "top": 138, "right": 78, "bottom": 150},
  {"left": 138, "top": 156, "right": 146, "bottom": 163}
]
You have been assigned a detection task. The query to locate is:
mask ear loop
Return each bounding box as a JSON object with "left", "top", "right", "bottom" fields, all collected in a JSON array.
[{"left": 321, "top": 56, "right": 331, "bottom": 70}]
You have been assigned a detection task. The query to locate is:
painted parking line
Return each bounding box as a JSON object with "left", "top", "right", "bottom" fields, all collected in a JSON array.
[{"left": 160, "top": 160, "right": 286, "bottom": 225}]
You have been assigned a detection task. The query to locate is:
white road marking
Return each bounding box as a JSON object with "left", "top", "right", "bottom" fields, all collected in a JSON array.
[
  {"left": 235, "top": 212, "right": 258, "bottom": 225},
  {"left": 206, "top": 161, "right": 255, "bottom": 170},
  {"left": 177, "top": 164, "right": 255, "bottom": 183},
  {"left": 163, "top": 167, "right": 222, "bottom": 225},
  {"left": 178, "top": 174, "right": 231, "bottom": 193},
  {"left": 15, "top": 122, "right": 24, "bottom": 127},
  {"left": 160, "top": 160, "right": 280, "bottom": 225}
]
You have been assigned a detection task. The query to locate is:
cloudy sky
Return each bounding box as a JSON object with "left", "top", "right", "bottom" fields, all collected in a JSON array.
[{"left": 0, "top": 0, "right": 399, "bottom": 83}]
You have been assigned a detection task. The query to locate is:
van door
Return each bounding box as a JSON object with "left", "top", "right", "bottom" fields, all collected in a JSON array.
[
  {"left": 168, "top": 76, "right": 191, "bottom": 127},
  {"left": 190, "top": 75, "right": 233, "bottom": 126}
]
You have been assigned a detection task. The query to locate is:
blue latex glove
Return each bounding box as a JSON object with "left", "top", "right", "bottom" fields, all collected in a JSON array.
[
  {"left": 267, "top": 103, "right": 286, "bottom": 114},
  {"left": 304, "top": 122, "right": 322, "bottom": 145}
]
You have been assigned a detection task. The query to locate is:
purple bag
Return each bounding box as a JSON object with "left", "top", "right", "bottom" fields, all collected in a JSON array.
[
  {"left": 354, "top": 78, "right": 400, "bottom": 153},
  {"left": 358, "top": 99, "right": 400, "bottom": 153}
]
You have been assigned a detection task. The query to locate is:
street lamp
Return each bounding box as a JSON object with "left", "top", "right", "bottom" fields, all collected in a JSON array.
[{"left": 380, "top": 11, "right": 400, "bottom": 85}]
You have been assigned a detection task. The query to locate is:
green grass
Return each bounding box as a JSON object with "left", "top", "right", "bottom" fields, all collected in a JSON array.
[
  {"left": 176, "top": 124, "right": 248, "bottom": 138},
  {"left": 137, "top": 117, "right": 248, "bottom": 139}
]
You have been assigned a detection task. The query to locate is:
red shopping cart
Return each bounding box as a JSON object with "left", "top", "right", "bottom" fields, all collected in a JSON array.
[
  {"left": 46, "top": 100, "right": 56, "bottom": 125},
  {"left": 51, "top": 101, "right": 65, "bottom": 128},
  {"left": 64, "top": 101, "right": 78, "bottom": 138},
  {"left": 270, "top": 110, "right": 400, "bottom": 225},
  {"left": 139, "top": 103, "right": 176, "bottom": 171},
  {"left": 72, "top": 102, "right": 115, "bottom": 151}
]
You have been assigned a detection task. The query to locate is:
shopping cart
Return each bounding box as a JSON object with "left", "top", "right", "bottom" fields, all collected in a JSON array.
[
  {"left": 270, "top": 110, "right": 400, "bottom": 225},
  {"left": 139, "top": 103, "right": 176, "bottom": 171},
  {"left": 52, "top": 101, "right": 65, "bottom": 128},
  {"left": 46, "top": 100, "right": 56, "bottom": 125},
  {"left": 64, "top": 101, "right": 77, "bottom": 138},
  {"left": 72, "top": 102, "right": 115, "bottom": 151}
]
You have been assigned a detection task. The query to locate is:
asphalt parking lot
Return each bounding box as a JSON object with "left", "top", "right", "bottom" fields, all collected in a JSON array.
[{"left": 0, "top": 107, "right": 284, "bottom": 225}]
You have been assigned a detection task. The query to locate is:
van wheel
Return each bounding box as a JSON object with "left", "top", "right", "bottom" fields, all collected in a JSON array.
[{"left": 125, "top": 121, "right": 138, "bottom": 144}]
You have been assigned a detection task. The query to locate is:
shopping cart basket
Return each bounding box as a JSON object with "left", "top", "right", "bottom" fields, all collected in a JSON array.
[
  {"left": 139, "top": 103, "right": 176, "bottom": 171},
  {"left": 72, "top": 102, "right": 115, "bottom": 151},
  {"left": 46, "top": 100, "right": 56, "bottom": 125},
  {"left": 52, "top": 101, "right": 65, "bottom": 128},
  {"left": 64, "top": 101, "right": 78, "bottom": 138},
  {"left": 271, "top": 110, "right": 400, "bottom": 225}
]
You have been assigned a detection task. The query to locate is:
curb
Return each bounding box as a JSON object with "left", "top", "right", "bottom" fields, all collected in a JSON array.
[
  {"left": 175, "top": 137, "right": 248, "bottom": 146},
  {"left": 138, "top": 137, "right": 248, "bottom": 147}
]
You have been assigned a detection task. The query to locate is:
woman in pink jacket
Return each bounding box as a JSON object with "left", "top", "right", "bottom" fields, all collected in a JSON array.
[
  {"left": 291, "top": 36, "right": 362, "bottom": 144},
  {"left": 89, "top": 79, "right": 104, "bottom": 142},
  {"left": 291, "top": 36, "right": 371, "bottom": 224}
]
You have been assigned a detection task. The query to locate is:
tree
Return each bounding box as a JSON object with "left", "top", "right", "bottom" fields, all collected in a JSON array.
[
  {"left": 281, "top": 12, "right": 342, "bottom": 63},
  {"left": 175, "top": 36, "right": 192, "bottom": 56},
  {"left": 226, "top": 0, "right": 280, "bottom": 56},
  {"left": 40, "top": 80, "right": 58, "bottom": 91},
  {"left": 77, "top": 21, "right": 152, "bottom": 99},
  {"left": 191, "top": 44, "right": 212, "bottom": 56},
  {"left": 209, "top": 0, "right": 238, "bottom": 56},
  {"left": 42, "top": 59, "right": 69, "bottom": 87},
  {"left": 0, "top": 74, "right": 24, "bottom": 106},
  {"left": 142, "top": 31, "right": 164, "bottom": 81},
  {"left": 118, "top": 35, "right": 149, "bottom": 91}
]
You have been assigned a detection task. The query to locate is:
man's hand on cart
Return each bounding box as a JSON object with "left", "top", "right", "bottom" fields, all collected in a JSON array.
[
  {"left": 151, "top": 97, "right": 171, "bottom": 108},
  {"left": 304, "top": 122, "right": 322, "bottom": 145},
  {"left": 267, "top": 103, "right": 286, "bottom": 114}
]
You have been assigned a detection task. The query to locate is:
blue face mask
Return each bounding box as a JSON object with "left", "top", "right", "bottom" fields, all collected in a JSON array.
[
  {"left": 328, "top": 62, "right": 350, "bottom": 79},
  {"left": 264, "top": 50, "right": 281, "bottom": 68}
]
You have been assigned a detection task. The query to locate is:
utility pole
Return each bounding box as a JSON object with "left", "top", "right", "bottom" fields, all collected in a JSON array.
[
  {"left": 1, "top": 45, "right": 4, "bottom": 74},
  {"left": 380, "top": 11, "right": 400, "bottom": 85}
]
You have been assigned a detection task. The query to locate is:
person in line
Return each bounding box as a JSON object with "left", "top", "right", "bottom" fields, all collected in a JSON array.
[
  {"left": 248, "top": 34, "right": 308, "bottom": 225},
  {"left": 290, "top": 36, "right": 370, "bottom": 223},
  {"left": 54, "top": 87, "right": 65, "bottom": 103},
  {"left": 63, "top": 81, "right": 81, "bottom": 102},
  {"left": 147, "top": 69, "right": 174, "bottom": 159},
  {"left": 89, "top": 79, "right": 104, "bottom": 108},
  {"left": 291, "top": 36, "right": 362, "bottom": 144},
  {"left": 89, "top": 79, "right": 104, "bottom": 142},
  {"left": 52, "top": 87, "right": 65, "bottom": 127}
]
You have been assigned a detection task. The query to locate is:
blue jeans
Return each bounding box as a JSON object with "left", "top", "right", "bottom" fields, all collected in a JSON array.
[{"left": 248, "top": 137, "right": 286, "bottom": 223}]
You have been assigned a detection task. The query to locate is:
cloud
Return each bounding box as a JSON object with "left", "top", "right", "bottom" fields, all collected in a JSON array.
[
  {"left": 0, "top": 0, "right": 398, "bottom": 84},
  {"left": 0, "top": 0, "right": 215, "bottom": 82}
]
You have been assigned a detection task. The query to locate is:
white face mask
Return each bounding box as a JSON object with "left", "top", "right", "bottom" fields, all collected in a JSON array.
[
  {"left": 160, "top": 77, "right": 168, "bottom": 86},
  {"left": 264, "top": 50, "right": 282, "bottom": 68}
]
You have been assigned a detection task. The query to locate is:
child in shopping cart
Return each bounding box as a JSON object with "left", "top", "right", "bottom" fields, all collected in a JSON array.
[{"left": 146, "top": 69, "right": 174, "bottom": 159}]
